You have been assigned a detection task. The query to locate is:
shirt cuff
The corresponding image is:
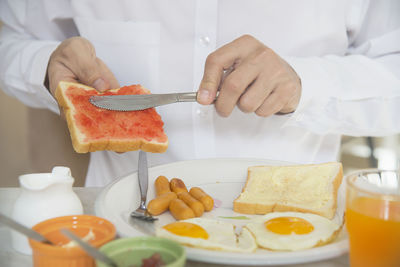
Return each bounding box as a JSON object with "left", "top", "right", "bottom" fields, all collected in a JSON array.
[
  {"left": 284, "top": 57, "right": 327, "bottom": 113},
  {"left": 281, "top": 56, "right": 337, "bottom": 134},
  {"left": 29, "top": 42, "right": 60, "bottom": 114}
]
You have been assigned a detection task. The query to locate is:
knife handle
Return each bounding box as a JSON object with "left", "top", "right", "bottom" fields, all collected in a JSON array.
[
  {"left": 138, "top": 150, "right": 148, "bottom": 202},
  {"left": 176, "top": 92, "right": 197, "bottom": 102}
]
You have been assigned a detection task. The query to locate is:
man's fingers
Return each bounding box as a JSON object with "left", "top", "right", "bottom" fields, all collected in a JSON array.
[
  {"left": 216, "top": 60, "right": 260, "bottom": 117},
  {"left": 45, "top": 36, "right": 122, "bottom": 122},
  {"left": 73, "top": 55, "right": 110, "bottom": 92},
  {"left": 53, "top": 56, "right": 114, "bottom": 93},
  {"left": 57, "top": 37, "right": 111, "bottom": 92},
  {"left": 97, "top": 58, "right": 120, "bottom": 89},
  {"left": 237, "top": 75, "right": 274, "bottom": 113},
  {"left": 278, "top": 82, "right": 301, "bottom": 114},
  {"left": 254, "top": 90, "right": 285, "bottom": 117},
  {"left": 198, "top": 35, "right": 261, "bottom": 105},
  {"left": 255, "top": 84, "right": 298, "bottom": 117},
  {"left": 231, "top": 49, "right": 279, "bottom": 113},
  {"left": 198, "top": 53, "right": 232, "bottom": 105}
]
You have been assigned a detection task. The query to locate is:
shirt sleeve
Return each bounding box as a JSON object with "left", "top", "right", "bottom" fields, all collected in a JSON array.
[
  {"left": 283, "top": 0, "right": 400, "bottom": 137},
  {"left": 0, "top": 0, "right": 60, "bottom": 114}
]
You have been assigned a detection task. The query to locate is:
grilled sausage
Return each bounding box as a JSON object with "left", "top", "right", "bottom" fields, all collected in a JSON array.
[
  {"left": 189, "top": 187, "right": 214, "bottom": 211},
  {"left": 178, "top": 191, "right": 204, "bottom": 217},
  {"left": 155, "top": 175, "right": 171, "bottom": 196},
  {"left": 170, "top": 178, "right": 188, "bottom": 194},
  {"left": 147, "top": 192, "right": 177, "bottom": 215},
  {"left": 169, "top": 199, "right": 195, "bottom": 220}
]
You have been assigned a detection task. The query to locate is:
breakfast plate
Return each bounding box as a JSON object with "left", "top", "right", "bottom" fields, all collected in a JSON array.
[{"left": 95, "top": 158, "right": 348, "bottom": 266}]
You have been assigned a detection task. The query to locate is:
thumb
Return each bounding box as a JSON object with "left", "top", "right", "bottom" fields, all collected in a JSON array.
[
  {"left": 91, "top": 77, "right": 109, "bottom": 92},
  {"left": 77, "top": 65, "right": 110, "bottom": 92},
  {"left": 74, "top": 55, "right": 111, "bottom": 92},
  {"left": 197, "top": 63, "right": 221, "bottom": 105}
]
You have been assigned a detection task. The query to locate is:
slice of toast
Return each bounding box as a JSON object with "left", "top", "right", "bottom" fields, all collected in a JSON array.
[
  {"left": 55, "top": 81, "right": 168, "bottom": 153},
  {"left": 233, "top": 162, "right": 343, "bottom": 219}
]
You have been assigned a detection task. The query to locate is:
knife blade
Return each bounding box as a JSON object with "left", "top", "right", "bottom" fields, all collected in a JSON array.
[{"left": 89, "top": 92, "right": 197, "bottom": 111}]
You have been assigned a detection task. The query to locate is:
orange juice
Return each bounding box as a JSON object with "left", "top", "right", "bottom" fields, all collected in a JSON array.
[{"left": 346, "top": 197, "right": 400, "bottom": 267}]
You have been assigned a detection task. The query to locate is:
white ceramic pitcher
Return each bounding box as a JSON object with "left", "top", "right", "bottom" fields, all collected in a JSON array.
[{"left": 11, "top": 166, "right": 83, "bottom": 254}]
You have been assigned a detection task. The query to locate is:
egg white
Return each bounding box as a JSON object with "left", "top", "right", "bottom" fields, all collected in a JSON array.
[
  {"left": 245, "top": 212, "right": 341, "bottom": 251},
  {"left": 156, "top": 218, "right": 257, "bottom": 252}
]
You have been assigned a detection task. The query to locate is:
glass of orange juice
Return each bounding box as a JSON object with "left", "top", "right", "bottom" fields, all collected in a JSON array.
[{"left": 346, "top": 169, "right": 400, "bottom": 267}]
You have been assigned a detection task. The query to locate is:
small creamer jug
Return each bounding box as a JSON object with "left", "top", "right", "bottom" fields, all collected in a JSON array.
[{"left": 11, "top": 166, "right": 83, "bottom": 254}]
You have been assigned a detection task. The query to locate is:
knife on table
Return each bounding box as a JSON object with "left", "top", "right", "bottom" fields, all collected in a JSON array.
[{"left": 89, "top": 92, "right": 197, "bottom": 111}]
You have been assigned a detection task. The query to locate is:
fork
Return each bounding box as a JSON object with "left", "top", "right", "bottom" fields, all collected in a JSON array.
[{"left": 130, "top": 150, "right": 158, "bottom": 222}]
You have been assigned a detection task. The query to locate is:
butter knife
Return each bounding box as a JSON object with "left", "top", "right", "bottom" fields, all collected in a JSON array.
[
  {"left": 130, "top": 150, "right": 157, "bottom": 222},
  {"left": 89, "top": 92, "right": 197, "bottom": 111},
  {"left": 128, "top": 151, "right": 157, "bottom": 235}
]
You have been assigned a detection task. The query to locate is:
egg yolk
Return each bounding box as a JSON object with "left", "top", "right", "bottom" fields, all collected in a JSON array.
[
  {"left": 163, "top": 222, "right": 209, "bottom": 239},
  {"left": 265, "top": 217, "right": 314, "bottom": 235}
]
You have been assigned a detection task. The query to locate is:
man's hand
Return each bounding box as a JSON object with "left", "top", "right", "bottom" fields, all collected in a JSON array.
[
  {"left": 197, "top": 35, "right": 301, "bottom": 117},
  {"left": 45, "top": 37, "right": 119, "bottom": 96}
]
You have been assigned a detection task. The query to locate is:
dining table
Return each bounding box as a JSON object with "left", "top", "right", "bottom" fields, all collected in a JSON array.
[{"left": 0, "top": 187, "right": 349, "bottom": 267}]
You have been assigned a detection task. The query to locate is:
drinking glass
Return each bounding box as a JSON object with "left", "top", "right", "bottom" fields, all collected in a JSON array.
[{"left": 346, "top": 169, "right": 400, "bottom": 267}]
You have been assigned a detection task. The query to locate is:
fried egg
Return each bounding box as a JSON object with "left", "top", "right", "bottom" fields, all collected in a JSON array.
[
  {"left": 245, "top": 212, "right": 341, "bottom": 251},
  {"left": 156, "top": 218, "right": 257, "bottom": 252}
]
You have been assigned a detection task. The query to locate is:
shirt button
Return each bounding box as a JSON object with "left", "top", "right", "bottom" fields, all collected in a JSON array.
[{"left": 199, "top": 36, "right": 210, "bottom": 46}]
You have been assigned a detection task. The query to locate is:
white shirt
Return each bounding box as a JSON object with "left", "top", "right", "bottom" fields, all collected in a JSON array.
[{"left": 1, "top": 0, "right": 400, "bottom": 186}]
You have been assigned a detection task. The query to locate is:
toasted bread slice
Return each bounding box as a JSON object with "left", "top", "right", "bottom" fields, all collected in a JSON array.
[
  {"left": 233, "top": 162, "right": 343, "bottom": 219},
  {"left": 55, "top": 81, "right": 168, "bottom": 153}
]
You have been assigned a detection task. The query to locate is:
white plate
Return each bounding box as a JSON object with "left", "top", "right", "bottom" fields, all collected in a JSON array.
[{"left": 95, "top": 158, "right": 348, "bottom": 266}]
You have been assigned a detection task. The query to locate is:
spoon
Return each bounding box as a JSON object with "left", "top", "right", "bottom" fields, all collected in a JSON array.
[
  {"left": 60, "top": 228, "right": 118, "bottom": 267},
  {"left": 0, "top": 213, "right": 55, "bottom": 245}
]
